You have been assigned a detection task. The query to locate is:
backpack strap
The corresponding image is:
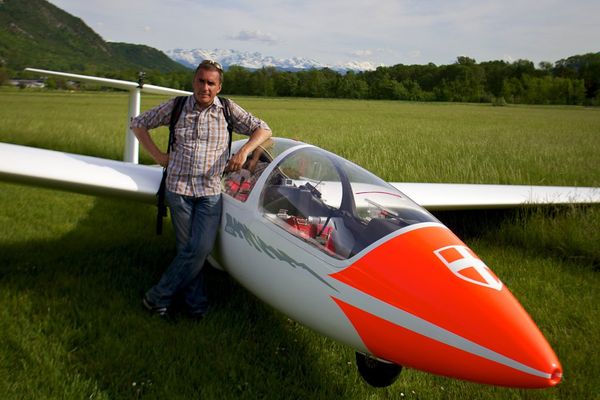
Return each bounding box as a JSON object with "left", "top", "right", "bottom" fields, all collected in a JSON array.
[
  {"left": 168, "top": 96, "right": 187, "bottom": 152},
  {"left": 218, "top": 96, "right": 234, "bottom": 157},
  {"left": 156, "top": 96, "right": 187, "bottom": 235}
]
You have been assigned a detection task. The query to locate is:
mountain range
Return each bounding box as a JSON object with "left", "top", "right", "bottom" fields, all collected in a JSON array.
[{"left": 166, "top": 48, "right": 378, "bottom": 72}]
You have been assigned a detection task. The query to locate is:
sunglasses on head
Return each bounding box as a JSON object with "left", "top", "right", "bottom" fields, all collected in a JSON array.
[{"left": 199, "top": 59, "right": 223, "bottom": 72}]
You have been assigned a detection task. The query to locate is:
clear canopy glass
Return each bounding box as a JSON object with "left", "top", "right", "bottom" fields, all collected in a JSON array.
[{"left": 260, "top": 145, "right": 438, "bottom": 259}]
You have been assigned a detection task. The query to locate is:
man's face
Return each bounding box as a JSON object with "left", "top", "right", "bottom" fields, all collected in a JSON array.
[{"left": 192, "top": 68, "right": 222, "bottom": 108}]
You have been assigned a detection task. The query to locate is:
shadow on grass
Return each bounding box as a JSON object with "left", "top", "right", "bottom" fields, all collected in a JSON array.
[
  {"left": 433, "top": 208, "right": 519, "bottom": 239},
  {"left": 0, "top": 197, "right": 355, "bottom": 399}
]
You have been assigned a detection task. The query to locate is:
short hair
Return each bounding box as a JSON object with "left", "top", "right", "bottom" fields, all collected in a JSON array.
[{"left": 195, "top": 59, "right": 224, "bottom": 83}]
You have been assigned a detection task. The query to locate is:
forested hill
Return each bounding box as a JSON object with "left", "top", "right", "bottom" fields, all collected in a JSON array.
[{"left": 0, "top": 0, "right": 188, "bottom": 73}]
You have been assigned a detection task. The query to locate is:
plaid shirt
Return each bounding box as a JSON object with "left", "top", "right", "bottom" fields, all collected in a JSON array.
[{"left": 131, "top": 96, "right": 270, "bottom": 197}]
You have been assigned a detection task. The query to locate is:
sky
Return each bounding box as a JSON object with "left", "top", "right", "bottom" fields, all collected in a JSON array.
[{"left": 49, "top": 0, "right": 600, "bottom": 67}]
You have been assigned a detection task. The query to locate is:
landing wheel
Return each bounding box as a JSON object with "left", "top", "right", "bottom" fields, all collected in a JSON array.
[{"left": 356, "top": 352, "right": 402, "bottom": 387}]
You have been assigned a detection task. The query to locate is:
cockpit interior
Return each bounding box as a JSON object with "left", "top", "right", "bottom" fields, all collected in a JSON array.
[{"left": 223, "top": 138, "right": 437, "bottom": 259}]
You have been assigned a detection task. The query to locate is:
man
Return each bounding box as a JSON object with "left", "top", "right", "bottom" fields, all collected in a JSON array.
[{"left": 131, "top": 60, "right": 272, "bottom": 319}]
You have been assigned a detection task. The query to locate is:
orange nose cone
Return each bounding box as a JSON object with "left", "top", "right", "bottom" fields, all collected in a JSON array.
[{"left": 331, "top": 224, "right": 562, "bottom": 388}]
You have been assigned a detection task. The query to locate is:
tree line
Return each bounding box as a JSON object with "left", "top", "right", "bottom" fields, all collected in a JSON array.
[
  {"left": 218, "top": 54, "right": 599, "bottom": 106},
  {"left": 4, "top": 52, "right": 600, "bottom": 106}
]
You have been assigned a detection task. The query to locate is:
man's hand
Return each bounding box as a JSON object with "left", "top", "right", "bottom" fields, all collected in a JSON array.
[
  {"left": 226, "top": 150, "right": 249, "bottom": 172},
  {"left": 225, "top": 127, "right": 272, "bottom": 172},
  {"left": 132, "top": 126, "right": 170, "bottom": 167}
]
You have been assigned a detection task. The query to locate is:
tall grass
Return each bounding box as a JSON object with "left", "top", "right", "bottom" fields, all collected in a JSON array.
[
  {"left": 1, "top": 88, "right": 599, "bottom": 399},
  {"left": 245, "top": 98, "right": 600, "bottom": 186}
]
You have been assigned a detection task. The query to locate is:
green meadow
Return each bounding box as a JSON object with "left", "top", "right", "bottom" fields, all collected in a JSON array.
[{"left": 0, "top": 88, "right": 599, "bottom": 399}]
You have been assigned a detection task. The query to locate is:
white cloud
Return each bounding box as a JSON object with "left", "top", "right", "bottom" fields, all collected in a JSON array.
[
  {"left": 227, "top": 30, "right": 279, "bottom": 45},
  {"left": 407, "top": 51, "right": 423, "bottom": 61},
  {"left": 48, "top": 0, "right": 600, "bottom": 66},
  {"left": 350, "top": 50, "right": 373, "bottom": 58}
]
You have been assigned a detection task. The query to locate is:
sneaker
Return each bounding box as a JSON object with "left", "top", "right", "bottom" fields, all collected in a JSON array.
[{"left": 142, "top": 295, "right": 168, "bottom": 318}]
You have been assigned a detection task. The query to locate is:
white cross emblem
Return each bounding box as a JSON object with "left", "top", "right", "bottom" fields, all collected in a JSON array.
[{"left": 434, "top": 245, "right": 503, "bottom": 291}]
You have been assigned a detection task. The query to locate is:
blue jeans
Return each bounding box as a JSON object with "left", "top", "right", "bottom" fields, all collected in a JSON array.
[{"left": 146, "top": 191, "right": 222, "bottom": 315}]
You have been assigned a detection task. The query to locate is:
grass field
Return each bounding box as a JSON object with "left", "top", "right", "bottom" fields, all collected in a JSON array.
[{"left": 0, "top": 88, "right": 599, "bottom": 399}]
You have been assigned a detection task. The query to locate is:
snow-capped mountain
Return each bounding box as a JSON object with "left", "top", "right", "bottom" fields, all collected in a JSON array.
[{"left": 165, "top": 49, "right": 378, "bottom": 72}]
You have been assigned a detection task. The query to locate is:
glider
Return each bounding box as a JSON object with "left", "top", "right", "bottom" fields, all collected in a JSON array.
[{"left": 2, "top": 69, "right": 599, "bottom": 388}]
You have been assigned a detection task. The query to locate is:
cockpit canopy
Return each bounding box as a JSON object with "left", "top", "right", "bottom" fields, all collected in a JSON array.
[{"left": 223, "top": 138, "right": 438, "bottom": 259}]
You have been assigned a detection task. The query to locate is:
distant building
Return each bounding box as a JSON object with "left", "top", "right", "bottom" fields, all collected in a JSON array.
[{"left": 8, "top": 79, "right": 46, "bottom": 88}]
